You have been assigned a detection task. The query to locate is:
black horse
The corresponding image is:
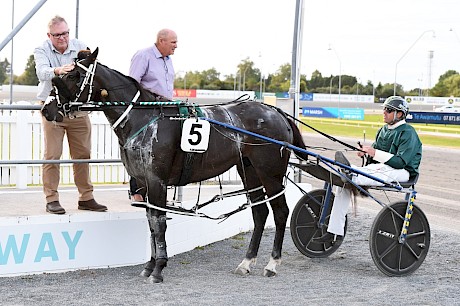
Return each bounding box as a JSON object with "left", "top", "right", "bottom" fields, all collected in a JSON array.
[{"left": 42, "top": 48, "right": 316, "bottom": 283}]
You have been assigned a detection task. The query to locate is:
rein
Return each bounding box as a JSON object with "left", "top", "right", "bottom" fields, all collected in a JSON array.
[{"left": 283, "top": 111, "right": 365, "bottom": 153}]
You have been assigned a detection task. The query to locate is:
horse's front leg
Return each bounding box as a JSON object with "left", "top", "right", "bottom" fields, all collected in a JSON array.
[
  {"left": 139, "top": 210, "right": 156, "bottom": 277},
  {"left": 146, "top": 209, "right": 168, "bottom": 283},
  {"left": 140, "top": 179, "right": 169, "bottom": 283}
]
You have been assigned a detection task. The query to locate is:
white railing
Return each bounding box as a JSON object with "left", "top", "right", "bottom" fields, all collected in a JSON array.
[{"left": 0, "top": 102, "right": 239, "bottom": 189}]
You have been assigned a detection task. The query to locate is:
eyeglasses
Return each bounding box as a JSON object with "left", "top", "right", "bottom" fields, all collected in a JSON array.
[
  {"left": 49, "top": 31, "right": 69, "bottom": 38},
  {"left": 384, "top": 107, "right": 395, "bottom": 113}
]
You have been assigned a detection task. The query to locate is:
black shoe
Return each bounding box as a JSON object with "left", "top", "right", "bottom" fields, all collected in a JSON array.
[
  {"left": 335, "top": 151, "right": 350, "bottom": 166},
  {"left": 46, "top": 201, "right": 66, "bottom": 214},
  {"left": 335, "top": 151, "right": 352, "bottom": 183},
  {"left": 78, "top": 199, "right": 107, "bottom": 212},
  {"left": 313, "top": 232, "right": 343, "bottom": 244}
]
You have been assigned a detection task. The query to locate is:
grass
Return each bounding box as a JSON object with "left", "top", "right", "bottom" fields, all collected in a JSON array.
[{"left": 300, "top": 114, "right": 460, "bottom": 149}]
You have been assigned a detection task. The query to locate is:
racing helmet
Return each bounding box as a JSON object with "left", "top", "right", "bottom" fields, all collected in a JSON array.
[{"left": 383, "top": 96, "right": 409, "bottom": 117}]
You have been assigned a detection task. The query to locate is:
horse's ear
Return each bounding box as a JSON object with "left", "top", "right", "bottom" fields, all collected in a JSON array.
[{"left": 89, "top": 47, "right": 99, "bottom": 61}]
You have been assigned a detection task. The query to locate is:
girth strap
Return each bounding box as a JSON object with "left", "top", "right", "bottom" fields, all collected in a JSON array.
[{"left": 177, "top": 152, "right": 195, "bottom": 186}]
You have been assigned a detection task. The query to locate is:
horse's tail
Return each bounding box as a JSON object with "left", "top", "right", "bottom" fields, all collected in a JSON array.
[
  {"left": 287, "top": 118, "right": 309, "bottom": 162},
  {"left": 265, "top": 103, "right": 309, "bottom": 161}
]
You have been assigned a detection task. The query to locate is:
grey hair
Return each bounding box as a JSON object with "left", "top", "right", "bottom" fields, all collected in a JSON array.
[{"left": 47, "top": 15, "right": 67, "bottom": 31}]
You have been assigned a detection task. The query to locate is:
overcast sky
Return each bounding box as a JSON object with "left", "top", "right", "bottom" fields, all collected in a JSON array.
[{"left": 1, "top": 0, "right": 460, "bottom": 91}]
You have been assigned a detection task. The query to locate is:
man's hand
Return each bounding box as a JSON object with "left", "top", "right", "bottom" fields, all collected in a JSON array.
[
  {"left": 357, "top": 145, "right": 376, "bottom": 157},
  {"left": 55, "top": 63, "right": 75, "bottom": 75}
]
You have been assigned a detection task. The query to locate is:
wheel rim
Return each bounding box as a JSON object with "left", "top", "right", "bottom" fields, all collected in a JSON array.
[
  {"left": 370, "top": 201, "right": 430, "bottom": 276},
  {"left": 290, "top": 189, "right": 345, "bottom": 258}
]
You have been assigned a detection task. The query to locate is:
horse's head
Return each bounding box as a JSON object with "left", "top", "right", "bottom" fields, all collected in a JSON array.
[
  {"left": 41, "top": 76, "right": 74, "bottom": 122},
  {"left": 41, "top": 48, "right": 103, "bottom": 121}
]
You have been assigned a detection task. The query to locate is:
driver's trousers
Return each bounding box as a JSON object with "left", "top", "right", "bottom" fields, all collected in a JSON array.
[
  {"left": 327, "top": 163, "right": 410, "bottom": 236},
  {"left": 41, "top": 114, "right": 94, "bottom": 203}
]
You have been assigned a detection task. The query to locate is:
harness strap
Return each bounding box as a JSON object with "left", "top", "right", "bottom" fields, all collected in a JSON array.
[
  {"left": 112, "top": 90, "right": 140, "bottom": 130},
  {"left": 123, "top": 115, "right": 161, "bottom": 147}
]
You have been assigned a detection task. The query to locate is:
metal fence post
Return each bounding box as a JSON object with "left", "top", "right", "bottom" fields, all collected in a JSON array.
[{"left": 15, "top": 102, "right": 29, "bottom": 189}]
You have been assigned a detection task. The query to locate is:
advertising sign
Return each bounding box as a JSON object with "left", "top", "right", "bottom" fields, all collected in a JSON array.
[
  {"left": 406, "top": 112, "right": 460, "bottom": 125},
  {"left": 302, "top": 107, "right": 364, "bottom": 120}
]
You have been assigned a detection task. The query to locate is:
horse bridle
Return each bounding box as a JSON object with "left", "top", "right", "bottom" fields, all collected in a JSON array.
[
  {"left": 75, "top": 58, "right": 98, "bottom": 104},
  {"left": 55, "top": 58, "right": 140, "bottom": 128}
]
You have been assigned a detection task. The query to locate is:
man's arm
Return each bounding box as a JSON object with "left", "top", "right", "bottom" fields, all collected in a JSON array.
[
  {"left": 33, "top": 46, "right": 55, "bottom": 82},
  {"left": 129, "top": 51, "right": 148, "bottom": 82}
]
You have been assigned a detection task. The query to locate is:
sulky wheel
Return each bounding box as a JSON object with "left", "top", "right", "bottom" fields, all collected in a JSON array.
[
  {"left": 290, "top": 188, "right": 346, "bottom": 258},
  {"left": 369, "top": 201, "right": 430, "bottom": 276}
]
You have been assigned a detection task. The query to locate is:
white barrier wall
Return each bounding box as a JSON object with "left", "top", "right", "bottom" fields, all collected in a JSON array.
[
  {"left": 0, "top": 182, "right": 311, "bottom": 277},
  {"left": 0, "top": 105, "right": 239, "bottom": 188},
  {"left": 0, "top": 108, "right": 128, "bottom": 188}
]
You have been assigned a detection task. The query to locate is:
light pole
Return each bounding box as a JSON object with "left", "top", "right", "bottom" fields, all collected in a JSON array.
[
  {"left": 259, "top": 73, "right": 263, "bottom": 101},
  {"left": 259, "top": 52, "right": 263, "bottom": 101},
  {"left": 234, "top": 70, "right": 240, "bottom": 98},
  {"left": 329, "top": 75, "right": 337, "bottom": 102},
  {"left": 328, "top": 44, "right": 341, "bottom": 113},
  {"left": 450, "top": 28, "right": 460, "bottom": 44},
  {"left": 394, "top": 30, "right": 435, "bottom": 95},
  {"left": 356, "top": 78, "right": 360, "bottom": 107},
  {"left": 242, "top": 66, "right": 249, "bottom": 92}
]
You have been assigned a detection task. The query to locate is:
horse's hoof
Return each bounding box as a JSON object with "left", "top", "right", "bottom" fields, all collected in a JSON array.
[
  {"left": 139, "top": 269, "right": 152, "bottom": 278},
  {"left": 234, "top": 266, "right": 250, "bottom": 276},
  {"left": 263, "top": 269, "right": 277, "bottom": 277},
  {"left": 148, "top": 275, "right": 164, "bottom": 284}
]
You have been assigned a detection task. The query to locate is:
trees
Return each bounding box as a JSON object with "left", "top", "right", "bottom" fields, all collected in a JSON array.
[
  {"left": 1, "top": 55, "right": 38, "bottom": 85},
  {"left": 430, "top": 70, "right": 460, "bottom": 97},
  {"left": 0, "top": 58, "right": 11, "bottom": 85},
  {"left": 14, "top": 55, "right": 38, "bottom": 85},
  {"left": 5, "top": 53, "right": 460, "bottom": 98}
]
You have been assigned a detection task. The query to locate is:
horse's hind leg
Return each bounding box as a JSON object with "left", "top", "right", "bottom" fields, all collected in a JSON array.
[
  {"left": 261, "top": 175, "right": 289, "bottom": 277},
  {"left": 235, "top": 161, "right": 270, "bottom": 276}
]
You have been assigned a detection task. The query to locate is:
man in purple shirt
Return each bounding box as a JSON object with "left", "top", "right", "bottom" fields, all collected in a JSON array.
[
  {"left": 129, "top": 28, "right": 177, "bottom": 100},
  {"left": 128, "top": 29, "right": 178, "bottom": 201}
]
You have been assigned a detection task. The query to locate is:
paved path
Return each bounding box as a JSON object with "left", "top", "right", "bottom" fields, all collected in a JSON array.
[{"left": 0, "top": 184, "right": 240, "bottom": 218}]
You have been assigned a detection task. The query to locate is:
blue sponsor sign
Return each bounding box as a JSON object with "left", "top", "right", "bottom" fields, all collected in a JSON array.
[
  {"left": 407, "top": 112, "right": 460, "bottom": 125},
  {"left": 338, "top": 108, "right": 364, "bottom": 120},
  {"left": 302, "top": 107, "right": 336, "bottom": 118},
  {"left": 302, "top": 107, "right": 364, "bottom": 120},
  {"left": 280, "top": 92, "right": 314, "bottom": 101}
]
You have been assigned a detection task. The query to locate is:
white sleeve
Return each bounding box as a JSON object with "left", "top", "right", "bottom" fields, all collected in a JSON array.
[{"left": 373, "top": 149, "right": 393, "bottom": 163}]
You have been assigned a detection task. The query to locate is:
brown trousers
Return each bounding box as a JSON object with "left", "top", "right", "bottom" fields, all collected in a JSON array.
[{"left": 41, "top": 115, "right": 94, "bottom": 203}]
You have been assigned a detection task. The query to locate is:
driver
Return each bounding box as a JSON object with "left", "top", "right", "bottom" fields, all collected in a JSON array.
[{"left": 314, "top": 96, "right": 422, "bottom": 243}]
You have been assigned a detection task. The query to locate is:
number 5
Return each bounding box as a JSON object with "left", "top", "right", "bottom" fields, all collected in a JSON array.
[{"left": 180, "top": 119, "right": 210, "bottom": 153}]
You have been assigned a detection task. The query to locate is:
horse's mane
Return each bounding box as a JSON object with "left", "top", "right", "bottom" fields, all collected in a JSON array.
[
  {"left": 98, "top": 61, "right": 167, "bottom": 101},
  {"left": 76, "top": 49, "right": 166, "bottom": 101}
]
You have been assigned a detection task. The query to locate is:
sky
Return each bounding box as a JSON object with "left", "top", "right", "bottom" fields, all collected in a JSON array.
[{"left": 1, "top": 0, "right": 460, "bottom": 91}]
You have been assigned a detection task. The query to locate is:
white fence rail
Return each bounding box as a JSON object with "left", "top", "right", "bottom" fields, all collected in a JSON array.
[{"left": 0, "top": 103, "right": 239, "bottom": 189}]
